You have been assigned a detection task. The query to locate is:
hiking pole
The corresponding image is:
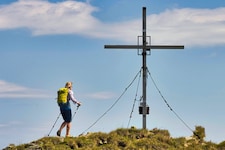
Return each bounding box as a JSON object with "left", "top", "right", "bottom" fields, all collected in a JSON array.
[
  {"left": 48, "top": 112, "right": 61, "bottom": 136},
  {"left": 72, "top": 105, "right": 80, "bottom": 120}
]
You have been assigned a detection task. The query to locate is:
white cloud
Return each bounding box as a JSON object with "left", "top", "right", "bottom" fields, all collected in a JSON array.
[
  {"left": 0, "top": 80, "right": 51, "bottom": 98},
  {"left": 0, "top": 0, "right": 224, "bottom": 47},
  {"left": 86, "top": 91, "right": 116, "bottom": 100},
  {"left": 0, "top": 0, "right": 100, "bottom": 35},
  {"left": 148, "top": 8, "right": 225, "bottom": 47},
  {"left": 0, "top": 121, "right": 22, "bottom": 128},
  {"left": 0, "top": 124, "right": 7, "bottom": 128}
]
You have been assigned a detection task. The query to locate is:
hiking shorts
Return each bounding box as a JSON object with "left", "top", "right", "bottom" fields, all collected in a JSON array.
[{"left": 60, "top": 109, "right": 72, "bottom": 123}]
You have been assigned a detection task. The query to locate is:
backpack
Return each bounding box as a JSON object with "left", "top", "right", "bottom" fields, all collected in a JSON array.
[{"left": 57, "top": 88, "right": 69, "bottom": 104}]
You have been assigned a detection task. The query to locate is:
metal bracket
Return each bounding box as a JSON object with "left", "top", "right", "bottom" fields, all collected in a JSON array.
[{"left": 137, "top": 35, "right": 151, "bottom": 55}]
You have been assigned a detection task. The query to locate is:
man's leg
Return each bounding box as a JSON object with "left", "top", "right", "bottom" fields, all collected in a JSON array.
[
  {"left": 57, "top": 122, "right": 67, "bottom": 136},
  {"left": 66, "top": 122, "right": 71, "bottom": 136}
]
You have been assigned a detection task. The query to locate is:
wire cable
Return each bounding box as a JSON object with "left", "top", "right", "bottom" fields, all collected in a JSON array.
[
  {"left": 127, "top": 69, "right": 142, "bottom": 128},
  {"left": 80, "top": 68, "right": 142, "bottom": 135},
  {"left": 147, "top": 68, "right": 195, "bottom": 134}
]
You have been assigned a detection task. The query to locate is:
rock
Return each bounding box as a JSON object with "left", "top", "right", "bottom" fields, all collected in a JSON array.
[
  {"left": 25, "top": 143, "right": 41, "bottom": 150},
  {"left": 3, "top": 144, "right": 16, "bottom": 150}
]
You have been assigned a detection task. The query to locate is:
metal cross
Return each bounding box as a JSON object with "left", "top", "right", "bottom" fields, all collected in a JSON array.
[{"left": 104, "top": 7, "right": 184, "bottom": 129}]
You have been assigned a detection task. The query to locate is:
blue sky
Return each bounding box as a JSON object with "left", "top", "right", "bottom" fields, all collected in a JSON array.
[{"left": 0, "top": 0, "right": 225, "bottom": 148}]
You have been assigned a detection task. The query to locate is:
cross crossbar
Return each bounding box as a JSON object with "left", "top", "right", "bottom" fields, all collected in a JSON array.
[{"left": 104, "top": 45, "right": 184, "bottom": 50}]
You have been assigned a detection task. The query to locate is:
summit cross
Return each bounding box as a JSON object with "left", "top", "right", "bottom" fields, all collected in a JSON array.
[{"left": 104, "top": 7, "right": 184, "bottom": 129}]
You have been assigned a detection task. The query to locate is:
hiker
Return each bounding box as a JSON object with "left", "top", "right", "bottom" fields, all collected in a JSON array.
[{"left": 57, "top": 81, "right": 81, "bottom": 137}]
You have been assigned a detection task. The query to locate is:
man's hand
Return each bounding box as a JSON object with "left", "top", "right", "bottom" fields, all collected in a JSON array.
[{"left": 77, "top": 102, "right": 81, "bottom": 106}]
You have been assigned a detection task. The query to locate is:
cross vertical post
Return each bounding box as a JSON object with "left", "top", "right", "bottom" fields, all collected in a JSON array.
[
  {"left": 104, "top": 7, "right": 184, "bottom": 129},
  {"left": 142, "top": 7, "right": 147, "bottom": 129}
]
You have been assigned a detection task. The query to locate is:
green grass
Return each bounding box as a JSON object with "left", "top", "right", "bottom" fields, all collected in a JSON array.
[{"left": 3, "top": 127, "right": 224, "bottom": 150}]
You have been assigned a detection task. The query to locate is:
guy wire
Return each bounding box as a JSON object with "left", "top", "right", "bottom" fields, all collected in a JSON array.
[
  {"left": 147, "top": 68, "right": 195, "bottom": 134},
  {"left": 127, "top": 69, "right": 142, "bottom": 128},
  {"left": 80, "top": 68, "right": 142, "bottom": 135}
]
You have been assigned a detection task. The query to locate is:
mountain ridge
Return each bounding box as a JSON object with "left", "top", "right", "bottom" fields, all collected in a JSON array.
[{"left": 3, "top": 127, "right": 225, "bottom": 150}]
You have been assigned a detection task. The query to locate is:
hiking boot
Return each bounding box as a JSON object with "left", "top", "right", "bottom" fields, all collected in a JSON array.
[{"left": 57, "top": 130, "right": 61, "bottom": 137}]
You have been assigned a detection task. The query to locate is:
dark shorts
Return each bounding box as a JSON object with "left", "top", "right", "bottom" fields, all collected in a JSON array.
[{"left": 60, "top": 109, "right": 72, "bottom": 123}]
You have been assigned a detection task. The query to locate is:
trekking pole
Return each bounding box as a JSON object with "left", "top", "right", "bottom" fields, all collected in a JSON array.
[
  {"left": 48, "top": 112, "right": 61, "bottom": 136},
  {"left": 72, "top": 105, "right": 80, "bottom": 120}
]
